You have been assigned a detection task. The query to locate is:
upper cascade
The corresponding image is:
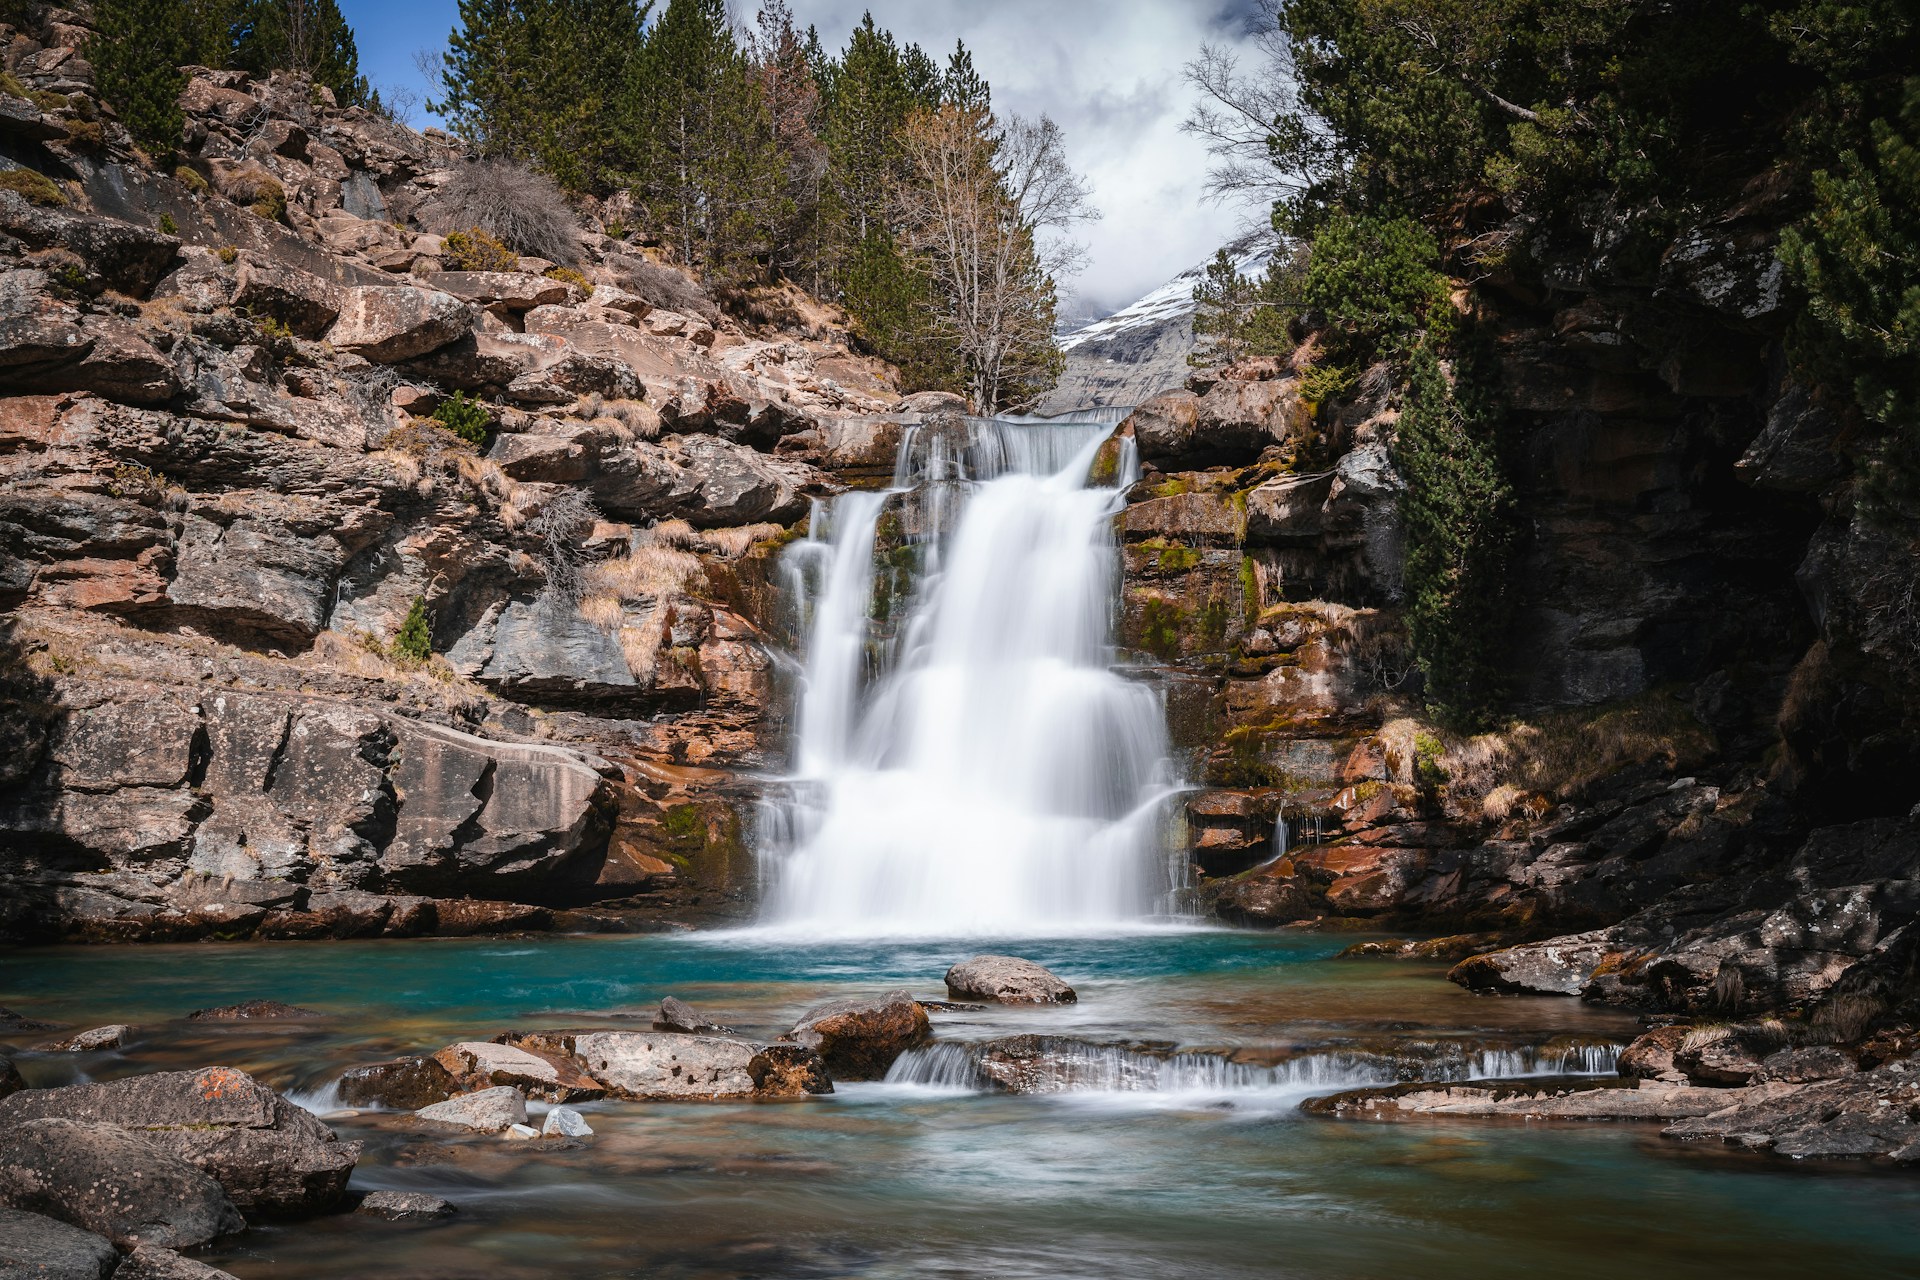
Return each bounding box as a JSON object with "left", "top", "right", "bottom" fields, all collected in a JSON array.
[{"left": 757, "top": 417, "right": 1184, "bottom": 936}]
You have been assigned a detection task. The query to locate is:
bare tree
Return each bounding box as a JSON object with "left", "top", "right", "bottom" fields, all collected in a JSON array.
[
  {"left": 1181, "top": 0, "right": 1330, "bottom": 208},
  {"left": 892, "top": 105, "right": 1096, "bottom": 413}
]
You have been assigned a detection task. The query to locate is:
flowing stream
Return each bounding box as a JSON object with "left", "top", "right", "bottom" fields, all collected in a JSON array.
[{"left": 757, "top": 417, "right": 1183, "bottom": 936}]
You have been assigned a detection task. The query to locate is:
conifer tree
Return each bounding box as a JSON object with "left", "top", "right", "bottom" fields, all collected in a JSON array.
[
  {"left": 234, "top": 0, "right": 370, "bottom": 107},
  {"left": 90, "top": 0, "right": 192, "bottom": 155}
]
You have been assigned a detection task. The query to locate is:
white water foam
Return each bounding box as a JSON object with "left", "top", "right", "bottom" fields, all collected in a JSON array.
[{"left": 756, "top": 418, "right": 1185, "bottom": 937}]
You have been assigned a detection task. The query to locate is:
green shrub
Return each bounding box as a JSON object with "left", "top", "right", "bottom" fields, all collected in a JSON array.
[
  {"left": 1301, "top": 210, "right": 1452, "bottom": 366},
  {"left": 158, "top": 212, "right": 178, "bottom": 235},
  {"left": 216, "top": 245, "right": 238, "bottom": 265},
  {"left": 175, "top": 165, "right": 209, "bottom": 195},
  {"left": 0, "top": 167, "right": 66, "bottom": 207},
  {"left": 442, "top": 227, "right": 519, "bottom": 273},
  {"left": 1394, "top": 340, "right": 1515, "bottom": 726},
  {"left": 544, "top": 264, "right": 590, "bottom": 289},
  {"left": 433, "top": 391, "right": 491, "bottom": 446},
  {"left": 393, "top": 596, "right": 433, "bottom": 661},
  {"left": 1137, "top": 597, "right": 1187, "bottom": 660},
  {"left": 62, "top": 118, "right": 103, "bottom": 151}
]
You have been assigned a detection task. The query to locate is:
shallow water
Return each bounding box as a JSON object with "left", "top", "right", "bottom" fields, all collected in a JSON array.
[{"left": 4, "top": 930, "right": 1919, "bottom": 1278}]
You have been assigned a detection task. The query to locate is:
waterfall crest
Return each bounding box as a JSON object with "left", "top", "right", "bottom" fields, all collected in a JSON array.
[{"left": 757, "top": 417, "right": 1182, "bottom": 936}]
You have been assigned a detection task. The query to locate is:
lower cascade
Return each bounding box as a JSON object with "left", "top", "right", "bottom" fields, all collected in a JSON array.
[{"left": 756, "top": 418, "right": 1183, "bottom": 935}]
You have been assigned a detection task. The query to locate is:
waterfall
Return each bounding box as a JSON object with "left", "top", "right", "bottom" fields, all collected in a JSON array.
[{"left": 756, "top": 417, "right": 1182, "bottom": 936}]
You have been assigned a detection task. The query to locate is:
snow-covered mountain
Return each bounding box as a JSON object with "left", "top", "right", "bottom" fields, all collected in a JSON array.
[{"left": 1038, "top": 231, "right": 1275, "bottom": 416}]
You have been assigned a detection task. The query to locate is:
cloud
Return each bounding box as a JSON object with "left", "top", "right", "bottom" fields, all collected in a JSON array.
[{"left": 787, "top": 1, "right": 1266, "bottom": 316}]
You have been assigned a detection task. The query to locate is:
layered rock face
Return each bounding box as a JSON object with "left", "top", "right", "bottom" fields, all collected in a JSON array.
[
  {"left": 0, "top": 17, "right": 940, "bottom": 940},
  {"left": 1116, "top": 187, "right": 1920, "bottom": 1034}
]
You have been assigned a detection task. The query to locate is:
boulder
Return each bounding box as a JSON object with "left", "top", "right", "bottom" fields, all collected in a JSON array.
[
  {"left": 944, "top": 956, "right": 1077, "bottom": 1005},
  {"left": 0, "top": 1207, "right": 120, "bottom": 1280},
  {"left": 1664, "top": 1063, "right": 1920, "bottom": 1160},
  {"left": 1447, "top": 931, "right": 1619, "bottom": 997},
  {"left": 336, "top": 1056, "right": 458, "bottom": 1111},
  {"left": 558, "top": 1032, "right": 832, "bottom": 1100},
  {"left": 355, "top": 1190, "right": 455, "bottom": 1221},
  {"left": 0, "top": 1067, "right": 360, "bottom": 1217},
  {"left": 44, "top": 1025, "right": 127, "bottom": 1052},
  {"left": 783, "top": 991, "right": 931, "bottom": 1080},
  {"left": 0, "top": 1118, "right": 244, "bottom": 1248},
  {"left": 115, "top": 1246, "right": 243, "bottom": 1279},
  {"left": 541, "top": 1106, "right": 593, "bottom": 1138},
  {"left": 433, "top": 1041, "right": 604, "bottom": 1102},
  {"left": 0, "top": 1057, "right": 23, "bottom": 1099},
  {"left": 1673, "top": 1024, "right": 1786, "bottom": 1087},
  {"left": 1617, "top": 1026, "right": 1689, "bottom": 1080},
  {"left": 414, "top": 1086, "right": 527, "bottom": 1132},
  {"left": 420, "top": 271, "right": 573, "bottom": 312},
  {"left": 230, "top": 258, "right": 341, "bottom": 338},
  {"left": 326, "top": 286, "right": 470, "bottom": 362},
  {"left": 654, "top": 996, "right": 732, "bottom": 1034}
]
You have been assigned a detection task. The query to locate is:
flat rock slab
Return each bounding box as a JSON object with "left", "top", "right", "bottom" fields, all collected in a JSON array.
[
  {"left": 945, "top": 956, "right": 1076, "bottom": 1005},
  {"left": 0, "top": 1067, "right": 361, "bottom": 1216},
  {"left": 415, "top": 1086, "right": 527, "bottom": 1132},
  {"left": 1664, "top": 1063, "right": 1920, "bottom": 1160},
  {"left": 1304, "top": 1078, "right": 1772, "bottom": 1122},
  {"left": 553, "top": 1031, "right": 832, "bottom": 1100},
  {"left": 116, "top": 1245, "right": 243, "bottom": 1279},
  {"left": 0, "top": 1118, "right": 244, "bottom": 1249},
  {"left": 43, "top": 1025, "right": 128, "bottom": 1052},
  {"left": 186, "top": 1001, "right": 326, "bottom": 1022},
  {"left": 433, "top": 1041, "right": 604, "bottom": 1102},
  {"left": 0, "top": 1206, "right": 120, "bottom": 1280}
]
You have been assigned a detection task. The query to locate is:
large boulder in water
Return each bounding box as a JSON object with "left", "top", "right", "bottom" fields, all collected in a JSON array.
[
  {"left": 433, "top": 1041, "right": 604, "bottom": 1102},
  {"left": 414, "top": 1086, "right": 526, "bottom": 1132},
  {"left": 0, "top": 1118, "right": 244, "bottom": 1248},
  {"left": 945, "top": 956, "right": 1077, "bottom": 1005},
  {"left": 0, "top": 1207, "right": 121, "bottom": 1279},
  {"left": 512, "top": 1030, "right": 831, "bottom": 1100},
  {"left": 336, "top": 1055, "right": 457, "bottom": 1110},
  {"left": 0, "top": 1067, "right": 359, "bottom": 1217},
  {"left": 782, "top": 991, "right": 931, "bottom": 1080}
]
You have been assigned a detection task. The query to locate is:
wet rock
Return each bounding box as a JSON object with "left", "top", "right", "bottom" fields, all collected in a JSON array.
[
  {"left": 44, "top": 1025, "right": 127, "bottom": 1052},
  {"left": 115, "top": 1246, "right": 242, "bottom": 1279},
  {"left": 556, "top": 1031, "right": 832, "bottom": 1100},
  {"left": 414, "top": 1086, "right": 527, "bottom": 1132},
  {"left": 434, "top": 1041, "right": 604, "bottom": 1102},
  {"left": 337, "top": 1057, "right": 457, "bottom": 1111},
  {"left": 504, "top": 1123, "right": 541, "bottom": 1140},
  {"left": 326, "top": 286, "right": 470, "bottom": 363},
  {"left": 1618, "top": 1026, "right": 1690, "bottom": 1080},
  {"left": 654, "top": 996, "right": 733, "bottom": 1035},
  {"left": 783, "top": 991, "right": 931, "bottom": 1080},
  {"left": 0, "top": 1118, "right": 244, "bottom": 1248},
  {"left": 944, "top": 956, "right": 1077, "bottom": 1005},
  {"left": 430, "top": 901, "right": 554, "bottom": 937},
  {"left": 0, "top": 1057, "right": 24, "bottom": 1099},
  {"left": 1305, "top": 1078, "right": 1767, "bottom": 1123},
  {"left": 1664, "top": 1063, "right": 1920, "bottom": 1160},
  {"left": 1448, "top": 930, "right": 1619, "bottom": 997},
  {"left": 0, "top": 1008, "right": 57, "bottom": 1033},
  {"left": 542, "top": 1106, "right": 593, "bottom": 1138},
  {"left": 0, "top": 1207, "right": 120, "bottom": 1280},
  {"left": 0, "top": 1067, "right": 360, "bottom": 1217},
  {"left": 187, "top": 1001, "right": 325, "bottom": 1022},
  {"left": 355, "top": 1190, "right": 455, "bottom": 1221}
]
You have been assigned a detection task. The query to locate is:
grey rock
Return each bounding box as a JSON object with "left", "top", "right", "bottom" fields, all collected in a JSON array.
[
  {"left": 562, "top": 1031, "right": 832, "bottom": 1100},
  {"left": 186, "top": 1001, "right": 325, "bottom": 1022},
  {"left": 414, "top": 1086, "right": 527, "bottom": 1132},
  {"left": 1448, "top": 931, "right": 1618, "bottom": 997},
  {"left": 429, "top": 1042, "right": 603, "bottom": 1102},
  {"left": 541, "top": 1106, "right": 593, "bottom": 1138},
  {"left": 44, "top": 1025, "right": 127, "bottom": 1052},
  {"left": 327, "top": 286, "right": 470, "bottom": 362},
  {"left": 0, "top": 1057, "right": 23, "bottom": 1100},
  {"left": 654, "top": 996, "right": 732, "bottom": 1035},
  {"left": 1664, "top": 1063, "right": 1920, "bottom": 1160},
  {"left": 231, "top": 257, "right": 342, "bottom": 338},
  {"left": 355, "top": 1190, "right": 455, "bottom": 1221},
  {"left": 0, "top": 1067, "right": 360, "bottom": 1217},
  {"left": 337, "top": 1057, "right": 458, "bottom": 1111},
  {"left": 0, "top": 1119, "right": 243, "bottom": 1249},
  {"left": 944, "top": 956, "right": 1077, "bottom": 1005},
  {"left": 0, "top": 1207, "right": 119, "bottom": 1280},
  {"left": 503, "top": 1123, "right": 540, "bottom": 1140}
]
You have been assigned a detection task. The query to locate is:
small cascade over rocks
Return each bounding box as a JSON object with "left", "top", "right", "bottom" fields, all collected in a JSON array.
[
  {"left": 757, "top": 416, "right": 1184, "bottom": 936},
  {"left": 882, "top": 1035, "right": 1624, "bottom": 1097}
]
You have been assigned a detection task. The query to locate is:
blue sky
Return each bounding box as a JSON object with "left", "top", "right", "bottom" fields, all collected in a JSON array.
[{"left": 338, "top": 1, "right": 1261, "bottom": 317}]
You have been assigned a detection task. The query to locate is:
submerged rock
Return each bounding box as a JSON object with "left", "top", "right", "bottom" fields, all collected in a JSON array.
[
  {"left": 0, "top": 1207, "right": 121, "bottom": 1280},
  {"left": 414, "top": 1086, "right": 528, "bottom": 1132},
  {"left": 115, "top": 1245, "right": 243, "bottom": 1279},
  {"left": 186, "top": 1001, "right": 325, "bottom": 1022},
  {"left": 0, "top": 1057, "right": 23, "bottom": 1099},
  {"left": 355, "top": 1190, "right": 456, "bottom": 1221},
  {"left": 0, "top": 1067, "right": 361, "bottom": 1217},
  {"left": 783, "top": 991, "right": 931, "bottom": 1080},
  {"left": 0, "top": 1118, "right": 244, "bottom": 1248},
  {"left": 43, "top": 1025, "right": 128, "bottom": 1052},
  {"left": 944, "top": 956, "right": 1077, "bottom": 1005}
]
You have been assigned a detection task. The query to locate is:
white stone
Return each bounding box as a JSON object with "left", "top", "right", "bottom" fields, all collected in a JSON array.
[
  {"left": 415, "top": 1085, "right": 527, "bottom": 1132},
  {"left": 503, "top": 1123, "right": 540, "bottom": 1140},
  {"left": 542, "top": 1106, "right": 593, "bottom": 1137}
]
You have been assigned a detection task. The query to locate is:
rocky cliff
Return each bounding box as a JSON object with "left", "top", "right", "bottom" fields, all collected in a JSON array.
[
  {"left": 1115, "top": 188, "right": 1920, "bottom": 1032},
  {"left": 0, "top": 12, "right": 952, "bottom": 942}
]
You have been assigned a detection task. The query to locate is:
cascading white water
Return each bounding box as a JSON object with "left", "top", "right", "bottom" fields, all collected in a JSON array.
[{"left": 757, "top": 418, "right": 1182, "bottom": 936}]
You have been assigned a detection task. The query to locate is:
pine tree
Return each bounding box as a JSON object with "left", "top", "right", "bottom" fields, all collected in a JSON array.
[
  {"left": 90, "top": 0, "right": 191, "bottom": 156},
  {"left": 1190, "top": 249, "right": 1260, "bottom": 366},
  {"left": 234, "top": 0, "right": 370, "bottom": 106},
  {"left": 393, "top": 596, "right": 433, "bottom": 662}
]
